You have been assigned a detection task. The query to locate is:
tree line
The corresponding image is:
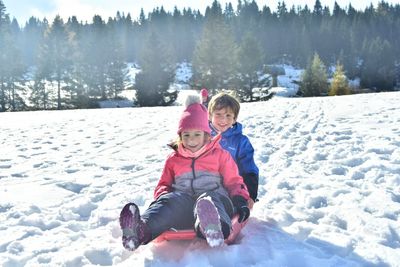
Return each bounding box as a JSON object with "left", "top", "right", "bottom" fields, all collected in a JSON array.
[{"left": 0, "top": 0, "right": 399, "bottom": 111}]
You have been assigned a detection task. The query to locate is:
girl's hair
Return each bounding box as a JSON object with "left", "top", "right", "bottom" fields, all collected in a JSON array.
[{"left": 208, "top": 92, "right": 240, "bottom": 120}]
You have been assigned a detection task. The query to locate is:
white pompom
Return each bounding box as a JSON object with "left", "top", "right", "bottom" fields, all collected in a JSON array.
[{"left": 185, "top": 94, "right": 201, "bottom": 108}]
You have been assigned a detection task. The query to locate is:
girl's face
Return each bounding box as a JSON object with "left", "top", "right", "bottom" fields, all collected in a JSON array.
[
  {"left": 210, "top": 107, "right": 236, "bottom": 133},
  {"left": 181, "top": 130, "right": 206, "bottom": 153}
]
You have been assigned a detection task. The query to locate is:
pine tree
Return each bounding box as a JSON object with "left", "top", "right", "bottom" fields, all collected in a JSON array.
[
  {"left": 171, "top": 7, "right": 196, "bottom": 62},
  {"left": 360, "top": 37, "right": 396, "bottom": 91},
  {"left": 236, "top": 33, "right": 269, "bottom": 102},
  {"left": 64, "top": 16, "right": 92, "bottom": 108},
  {"left": 234, "top": 0, "right": 260, "bottom": 42},
  {"left": 21, "top": 17, "right": 45, "bottom": 67},
  {"left": 313, "top": 0, "right": 323, "bottom": 18},
  {"left": 106, "top": 18, "right": 129, "bottom": 99},
  {"left": 191, "top": 11, "right": 238, "bottom": 91},
  {"left": 135, "top": 30, "right": 176, "bottom": 106},
  {"left": 0, "top": 2, "right": 26, "bottom": 111},
  {"left": 329, "top": 63, "right": 351, "bottom": 96},
  {"left": 29, "top": 76, "right": 48, "bottom": 110},
  {"left": 31, "top": 32, "right": 54, "bottom": 110},
  {"left": 105, "top": 48, "right": 129, "bottom": 99},
  {"left": 299, "top": 53, "right": 328, "bottom": 97},
  {"left": 42, "top": 15, "right": 73, "bottom": 109},
  {"left": 80, "top": 15, "right": 109, "bottom": 99},
  {"left": 8, "top": 23, "right": 26, "bottom": 111},
  {"left": 0, "top": 0, "right": 10, "bottom": 111}
]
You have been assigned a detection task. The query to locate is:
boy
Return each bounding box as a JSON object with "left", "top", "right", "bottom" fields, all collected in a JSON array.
[{"left": 208, "top": 92, "right": 259, "bottom": 208}]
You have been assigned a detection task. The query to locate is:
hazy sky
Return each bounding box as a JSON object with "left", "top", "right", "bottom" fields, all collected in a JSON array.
[{"left": 4, "top": 0, "right": 400, "bottom": 24}]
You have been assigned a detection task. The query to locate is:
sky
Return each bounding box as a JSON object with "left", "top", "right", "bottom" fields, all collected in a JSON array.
[
  {"left": 3, "top": 0, "right": 400, "bottom": 24},
  {"left": 0, "top": 65, "right": 399, "bottom": 266}
]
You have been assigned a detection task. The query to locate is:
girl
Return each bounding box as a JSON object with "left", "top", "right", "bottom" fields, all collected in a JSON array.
[
  {"left": 119, "top": 95, "right": 250, "bottom": 250},
  {"left": 200, "top": 88, "right": 209, "bottom": 107}
]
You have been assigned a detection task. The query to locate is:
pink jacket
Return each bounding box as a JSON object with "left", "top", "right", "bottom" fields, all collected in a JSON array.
[{"left": 154, "top": 135, "right": 250, "bottom": 201}]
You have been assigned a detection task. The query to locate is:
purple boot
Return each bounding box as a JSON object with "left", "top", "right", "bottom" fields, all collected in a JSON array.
[
  {"left": 119, "top": 203, "right": 149, "bottom": 251},
  {"left": 195, "top": 197, "right": 224, "bottom": 247}
]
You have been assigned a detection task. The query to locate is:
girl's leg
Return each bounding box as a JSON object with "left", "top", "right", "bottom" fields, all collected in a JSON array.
[
  {"left": 141, "top": 191, "right": 195, "bottom": 240},
  {"left": 120, "top": 202, "right": 151, "bottom": 251},
  {"left": 195, "top": 192, "right": 234, "bottom": 239},
  {"left": 195, "top": 196, "right": 225, "bottom": 247}
]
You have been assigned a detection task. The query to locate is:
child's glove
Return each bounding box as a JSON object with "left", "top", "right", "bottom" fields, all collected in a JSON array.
[{"left": 232, "top": 195, "right": 250, "bottom": 223}]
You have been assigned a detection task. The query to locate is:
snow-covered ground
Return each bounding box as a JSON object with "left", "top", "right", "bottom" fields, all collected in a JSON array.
[{"left": 1, "top": 92, "right": 399, "bottom": 266}]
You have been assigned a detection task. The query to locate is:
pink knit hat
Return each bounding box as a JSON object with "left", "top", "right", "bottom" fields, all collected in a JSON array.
[
  {"left": 200, "top": 88, "right": 208, "bottom": 97},
  {"left": 177, "top": 95, "right": 211, "bottom": 134}
]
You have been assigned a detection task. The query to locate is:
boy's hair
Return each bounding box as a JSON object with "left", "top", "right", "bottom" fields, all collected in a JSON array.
[{"left": 208, "top": 92, "right": 240, "bottom": 120}]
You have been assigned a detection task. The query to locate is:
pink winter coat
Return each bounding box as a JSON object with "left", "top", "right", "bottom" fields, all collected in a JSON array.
[{"left": 154, "top": 135, "right": 250, "bottom": 201}]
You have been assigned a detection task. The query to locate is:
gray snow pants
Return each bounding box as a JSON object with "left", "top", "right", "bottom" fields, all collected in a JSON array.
[{"left": 141, "top": 191, "right": 234, "bottom": 241}]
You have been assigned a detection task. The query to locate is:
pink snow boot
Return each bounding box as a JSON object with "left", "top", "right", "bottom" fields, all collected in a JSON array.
[
  {"left": 195, "top": 197, "right": 224, "bottom": 247},
  {"left": 119, "top": 203, "right": 150, "bottom": 251}
]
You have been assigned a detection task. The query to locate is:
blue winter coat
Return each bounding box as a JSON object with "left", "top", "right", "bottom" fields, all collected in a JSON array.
[{"left": 210, "top": 122, "right": 259, "bottom": 201}]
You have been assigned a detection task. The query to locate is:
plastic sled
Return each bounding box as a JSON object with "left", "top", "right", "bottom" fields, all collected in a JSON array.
[{"left": 153, "top": 214, "right": 247, "bottom": 245}]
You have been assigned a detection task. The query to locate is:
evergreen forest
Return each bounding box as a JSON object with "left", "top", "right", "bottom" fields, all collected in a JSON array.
[{"left": 0, "top": 0, "right": 399, "bottom": 111}]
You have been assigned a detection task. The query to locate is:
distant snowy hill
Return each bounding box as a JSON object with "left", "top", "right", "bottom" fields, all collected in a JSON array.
[
  {"left": 119, "top": 63, "right": 303, "bottom": 104},
  {"left": 0, "top": 92, "right": 399, "bottom": 266}
]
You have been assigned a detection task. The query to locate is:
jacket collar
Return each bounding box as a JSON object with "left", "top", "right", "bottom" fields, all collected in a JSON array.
[{"left": 210, "top": 122, "right": 242, "bottom": 137}]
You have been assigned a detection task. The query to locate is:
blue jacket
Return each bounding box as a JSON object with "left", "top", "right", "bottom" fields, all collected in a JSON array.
[{"left": 210, "top": 122, "right": 259, "bottom": 201}]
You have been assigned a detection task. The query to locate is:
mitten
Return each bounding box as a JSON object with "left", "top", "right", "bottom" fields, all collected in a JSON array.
[{"left": 232, "top": 195, "right": 250, "bottom": 223}]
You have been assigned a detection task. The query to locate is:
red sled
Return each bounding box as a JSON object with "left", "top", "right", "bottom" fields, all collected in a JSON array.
[{"left": 153, "top": 214, "right": 247, "bottom": 245}]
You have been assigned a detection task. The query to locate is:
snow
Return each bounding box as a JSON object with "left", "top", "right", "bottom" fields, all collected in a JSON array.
[
  {"left": 175, "top": 62, "right": 193, "bottom": 84},
  {"left": 98, "top": 100, "right": 134, "bottom": 108},
  {"left": 277, "top": 64, "right": 302, "bottom": 93},
  {"left": 1, "top": 91, "right": 400, "bottom": 266},
  {"left": 270, "top": 86, "right": 299, "bottom": 97}
]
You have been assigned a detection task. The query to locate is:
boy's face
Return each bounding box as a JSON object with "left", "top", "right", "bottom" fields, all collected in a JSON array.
[
  {"left": 181, "top": 130, "right": 206, "bottom": 153},
  {"left": 210, "top": 107, "right": 236, "bottom": 133}
]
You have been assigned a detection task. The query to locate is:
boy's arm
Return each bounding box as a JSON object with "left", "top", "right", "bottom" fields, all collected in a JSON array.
[
  {"left": 242, "top": 173, "right": 259, "bottom": 203},
  {"left": 219, "top": 150, "right": 250, "bottom": 200},
  {"left": 238, "top": 136, "right": 259, "bottom": 202}
]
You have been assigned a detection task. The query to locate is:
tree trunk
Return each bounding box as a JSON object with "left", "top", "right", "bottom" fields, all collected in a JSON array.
[
  {"left": 0, "top": 78, "right": 5, "bottom": 112},
  {"left": 58, "top": 79, "right": 61, "bottom": 110}
]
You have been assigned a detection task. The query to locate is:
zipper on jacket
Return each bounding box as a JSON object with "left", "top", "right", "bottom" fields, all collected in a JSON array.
[{"left": 190, "top": 158, "right": 196, "bottom": 194}]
